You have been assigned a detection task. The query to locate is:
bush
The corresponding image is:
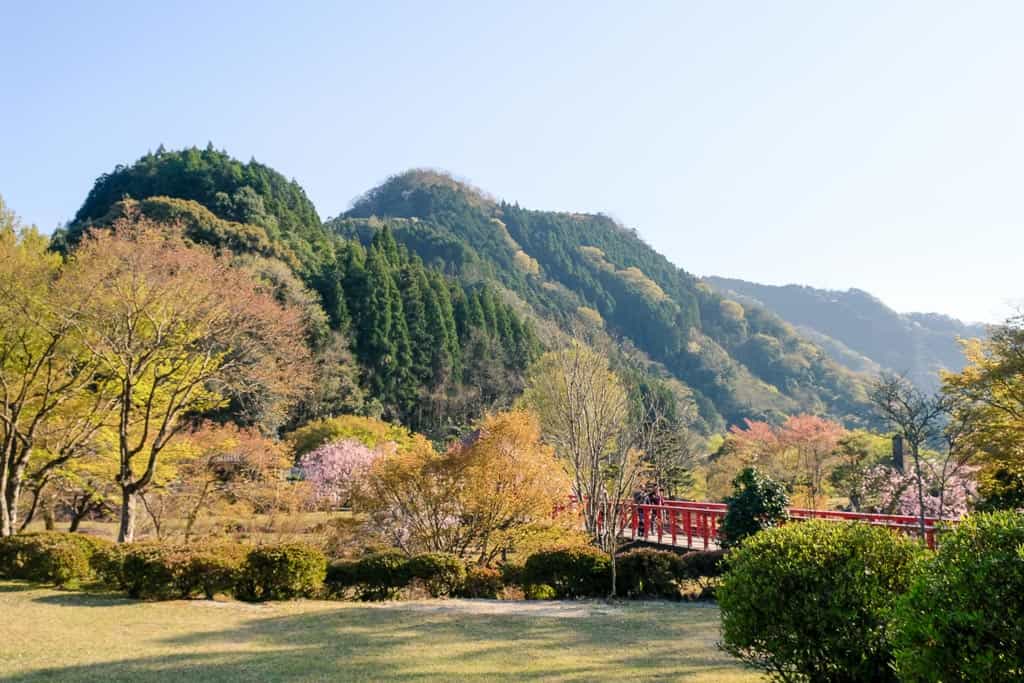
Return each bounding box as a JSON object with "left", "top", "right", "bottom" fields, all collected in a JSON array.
[
  {"left": 90, "top": 543, "right": 127, "bottom": 589},
  {"left": 0, "top": 532, "right": 111, "bottom": 587},
  {"left": 524, "top": 583, "right": 556, "bottom": 600},
  {"left": 324, "top": 558, "right": 360, "bottom": 598},
  {"left": 121, "top": 544, "right": 185, "bottom": 600},
  {"left": 178, "top": 542, "right": 249, "bottom": 599},
  {"left": 236, "top": 543, "right": 326, "bottom": 602},
  {"left": 890, "top": 512, "right": 1024, "bottom": 682},
  {"left": 522, "top": 545, "right": 610, "bottom": 598},
  {"left": 718, "top": 520, "right": 921, "bottom": 683},
  {"left": 677, "top": 549, "right": 726, "bottom": 581},
  {"left": 720, "top": 467, "right": 789, "bottom": 548},
  {"left": 459, "top": 566, "right": 504, "bottom": 599},
  {"left": 349, "top": 550, "right": 411, "bottom": 600},
  {"left": 498, "top": 561, "right": 524, "bottom": 587},
  {"left": 615, "top": 548, "right": 682, "bottom": 598},
  {"left": 407, "top": 553, "right": 466, "bottom": 598}
]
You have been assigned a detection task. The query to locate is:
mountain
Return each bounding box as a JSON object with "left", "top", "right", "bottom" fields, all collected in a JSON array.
[
  {"left": 329, "top": 170, "right": 875, "bottom": 430},
  {"left": 703, "top": 277, "right": 988, "bottom": 392}
]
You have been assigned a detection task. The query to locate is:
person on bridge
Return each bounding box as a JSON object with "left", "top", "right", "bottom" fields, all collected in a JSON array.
[{"left": 649, "top": 486, "right": 665, "bottom": 535}]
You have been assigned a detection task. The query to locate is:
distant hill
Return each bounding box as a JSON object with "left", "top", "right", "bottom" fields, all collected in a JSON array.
[
  {"left": 704, "top": 277, "right": 987, "bottom": 391},
  {"left": 329, "top": 170, "right": 875, "bottom": 430}
]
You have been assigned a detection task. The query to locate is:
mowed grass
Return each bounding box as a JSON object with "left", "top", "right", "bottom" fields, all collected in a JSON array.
[{"left": 0, "top": 582, "right": 762, "bottom": 682}]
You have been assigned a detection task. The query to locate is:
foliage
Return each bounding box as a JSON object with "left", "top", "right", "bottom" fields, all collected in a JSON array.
[
  {"left": 889, "top": 511, "right": 1024, "bottom": 682},
  {"left": 287, "top": 415, "right": 417, "bottom": 457},
  {"left": 406, "top": 552, "right": 467, "bottom": 597},
  {"left": 858, "top": 463, "right": 976, "bottom": 518},
  {"left": 718, "top": 520, "right": 922, "bottom": 683},
  {"left": 677, "top": 549, "right": 727, "bottom": 581},
  {"left": 524, "top": 583, "right": 557, "bottom": 600},
  {"left": 338, "top": 550, "right": 413, "bottom": 601},
  {"left": 299, "top": 439, "right": 380, "bottom": 508},
  {"left": 719, "top": 468, "right": 789, "bottom": 548},
  {"left": 615, "top": 548, "right": 683, "bottom": 598},
  {"left": 235, "top": 543, "right": 327, "bottom": 602},
  {"left": 523, "top": 343, "right": 650, "bottom": 596},
  {"left": 458, "top": 566, "right": 504, "bottom": 599},
  {"left": 361, "top": 411, "right": 570, "bottom": 563},
  {"left": 57, "top": 215, "right": 312, "bottom": 541},
  {"left": 521, "top": 545, "right": 611, "bottom": 598},
  {"left": 0, "top": 532, "right": 111, "bottom": 586}
]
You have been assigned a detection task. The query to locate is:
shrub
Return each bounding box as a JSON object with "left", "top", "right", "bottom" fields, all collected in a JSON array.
[
  {"left": 236, "top": 543, "right": 326, "bottom": 602},
  {"left": 0, "top": 532, "right": 111, "bottom": 587},
  {"left": 720, "top": 467, "right": 789, "bottom": 548},
  {"left": 615, "top": 548, "right": 682, "bottom": 598},
  {"left": 178, "top": 542, "right": 248, "bottom": 599},
  {"left": 890, "top": 512, "right": 1024, "bottom": 682},
  {"left": 90, "top": 543, "right": 128, "bottom": 589},
  {"left": 718, "top": 520, "right": 921, "bottom": 683},
  {"left": 350, "top": 550, "right": 411, "bottom": 600},
  {"left": 406, "top": 553, "right": 466, "bottom": 598},
  {"left": 324, "top": 558, "right": 360, "bottom": 598},
  {"left": 121, "top": 544, "right": 185, "bottom": 600},
  {"left": 677, "top": 549, "right": 726, "bottom": 581},
  {"left": 521, "top": 545, "right": 610, "bottom": 598},
  {"left": 498, "top": 561, "right": 524, "bottom": 587},
  {"left": 524, "top": 583, "right": 556, "bottom": 600},
  {"left": 459, "top": 566, "right": 504, "bottom": 599}
]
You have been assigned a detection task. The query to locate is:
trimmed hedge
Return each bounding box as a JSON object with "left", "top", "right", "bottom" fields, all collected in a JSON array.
[
  {"left": 236, "top": 543, "right": 326, "bottom": 602},
  {"left": 459, "top": 566, "right": 504, "bottom": 599},
  {"left": 616, "top": 548, "right": 682, "bottom": 598},
  {"left": 407, "top": 553, "right": 466, "bottom": 598},
  {"left": 677, "top": 549, "right": 726, "bottom": 581},
  {"left": 0, "top": 532, "right": 112, "bottom": 587},
  {"left": 522, "top": 546, "right": 610, "bottom": 598},
  {"left": 890, "top": 511, "right": 1024, "bottom": 682},
  {"left": 718, "top": 520, "right": 922, "bottom": 683}
]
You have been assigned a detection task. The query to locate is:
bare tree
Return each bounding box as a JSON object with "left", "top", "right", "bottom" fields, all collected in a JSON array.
[
  {"left": 869, "top": 374, "right": 952, "bottom": 536},
  {"left": 523, "top": 342, "right": 653, "bottom": 598}
]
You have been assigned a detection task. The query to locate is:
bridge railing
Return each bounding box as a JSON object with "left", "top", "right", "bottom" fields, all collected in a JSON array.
[{"left": 614, "top": 499, "right": 952, "bottom": 549}]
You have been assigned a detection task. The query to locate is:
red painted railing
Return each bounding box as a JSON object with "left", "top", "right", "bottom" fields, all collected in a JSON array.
[{"left": 617, "top": 499, "right": 952, "bottom": 549}]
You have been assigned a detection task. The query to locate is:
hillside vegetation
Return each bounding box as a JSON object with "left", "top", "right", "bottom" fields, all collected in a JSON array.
[{"left": 705, "top": 277, "right": 988, "bottom": 392}]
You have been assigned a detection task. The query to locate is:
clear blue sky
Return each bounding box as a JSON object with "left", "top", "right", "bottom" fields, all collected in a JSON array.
[{"left": 2, "top": 1, "right": 1021, "bottom": 323}]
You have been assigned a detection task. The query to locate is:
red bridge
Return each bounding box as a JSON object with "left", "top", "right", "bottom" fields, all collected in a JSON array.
[{"left": 621, "top": 500, "right": 949, "bottom": 550}]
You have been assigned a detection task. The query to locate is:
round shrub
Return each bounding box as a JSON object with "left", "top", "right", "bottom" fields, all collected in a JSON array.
[
  {"left": 407, "top": 553, "right": 466, "bottom": 598},
  {"left": 459, "top": 566, "right": 504, "bottom": 599},
  {"left": 347, "top": 550, "right": 411, "bottom": 601},
  {"left": 498, "top": 561, "right": 524, "bottom": 587},
  {"left": 718, "top": 520, "right": 921, "bottom": 683},
  {"left": 524, "top": 583, "right": 556, "bottom": 600},
  {"left": 615, "top": 548, "right": 682, "bottom": 599},
  {"left": 324, "top": 558, "right": 363, "bottom": 599},
  {"left": 178, "top": 542, "right": 249, "bottom": 599},
  {"left": 0, "top": 532, "right": 111, "bottom": 587},
  {"left": 90, "top": 543, "right": 128, "bottom": 589},
  {"left": 522, "top": 545, "right": 610, "bottom": 598},
  {"left": 677, "top": 549, "right": 726, "bottom": 581},
  {"left": 720, "top": 467, "right": 789, "bottom": 548},
  {"left": 121, "top": 544, "right": 186, "bottom": 600},
  {"left": 236, "top": 543, "right": 327, "bottom": 602},
  {"left": 890, "top": 511, "right": 1024, "bottom": 682}
]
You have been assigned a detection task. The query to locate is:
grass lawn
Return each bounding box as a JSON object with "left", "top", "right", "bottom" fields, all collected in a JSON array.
[{"left": 0, "top": 581, "right": 762, "bottom": 682}]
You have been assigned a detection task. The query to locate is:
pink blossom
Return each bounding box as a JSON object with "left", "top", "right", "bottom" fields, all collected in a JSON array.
[
  {"left": 299, "top": 439, "right": 380, "bottom": 508},
  {"left": 860, "top": 464, "right": 977, "bottom": 519}
]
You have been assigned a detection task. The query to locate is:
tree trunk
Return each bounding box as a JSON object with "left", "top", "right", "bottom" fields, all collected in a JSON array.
[
  {"left": 609, "top": 551, "right": 618, "bottom": 599},
  {"left": 41, "top": 497, "right": 55, "bottom": 531},
  {"left": 0, "top": 475, "right": 12, "bottom": 537},
  {"left": 118, "top": 487, "right": 137, "bottom": 543},
  {"left": 911, "top": 445, "right": 927, "bottom": 540}
]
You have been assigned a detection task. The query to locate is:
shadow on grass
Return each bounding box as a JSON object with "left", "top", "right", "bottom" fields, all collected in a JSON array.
[{"left": 2, "top": 599, "right": 757, "bottom": 682}]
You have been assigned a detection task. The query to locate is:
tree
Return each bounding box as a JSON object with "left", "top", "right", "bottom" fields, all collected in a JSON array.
[
  {"left": 869, "top": 374, "right": 955, "bottom": 536},
  {"left": 719, "top": 467, "right": 789, "bottom": 548},
  {"left": 58, "top": 215, "right": 311, "bottom": 541},
  {"left": 777, "top": 415, "right": 845, "bottom": 510},
  {"left": 0, "top": 202, "right": 115, "bottom": 536},
  {"left": 299, "top": 439, "right": 380, "bottom": 509},
  {"left": 522, "top": 342, "right": 652, "bottom": 597},
  {"left": 944, "top": 315, "right": 1024, "bottom": 510}
]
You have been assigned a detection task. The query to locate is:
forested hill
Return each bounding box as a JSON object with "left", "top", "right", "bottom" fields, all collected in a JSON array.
[
  {"left": 704, "top": 276, "right": 988, "bottom": 392},
  {"left": 330, "top": 170, "right": 874, "bottom": 429},
  {"left": 62, "top": 150, "right": 879, "bottom": 434}
]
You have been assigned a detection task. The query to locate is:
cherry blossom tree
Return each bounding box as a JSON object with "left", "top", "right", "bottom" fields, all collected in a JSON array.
[{"left": 299, "top": 439, "right": 380, "bottom": 508}]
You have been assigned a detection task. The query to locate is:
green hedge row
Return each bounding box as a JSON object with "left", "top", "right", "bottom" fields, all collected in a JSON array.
[{"left": 718, "top": 513, "right": 1024, "bottom": 683}]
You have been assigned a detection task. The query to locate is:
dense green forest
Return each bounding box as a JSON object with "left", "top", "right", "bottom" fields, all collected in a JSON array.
[
  {"left": 59, "top": 148, "right": 877, "bottom": 437},
  {"left": 705, "top": 277, "right": 988, "bottom": 392}
]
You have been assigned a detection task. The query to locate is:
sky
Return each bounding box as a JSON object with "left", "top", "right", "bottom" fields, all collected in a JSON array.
[{"left": 2, "top": 1, "right": 1021, "bottom": 323}]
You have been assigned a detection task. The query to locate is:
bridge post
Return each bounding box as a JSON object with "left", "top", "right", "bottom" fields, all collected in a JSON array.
[
  {"left": 685, "top": 510, "right": 692, "bottom": 547},
  {"left": 670, "top": 508, "right": 678, "bottom": 546}
]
